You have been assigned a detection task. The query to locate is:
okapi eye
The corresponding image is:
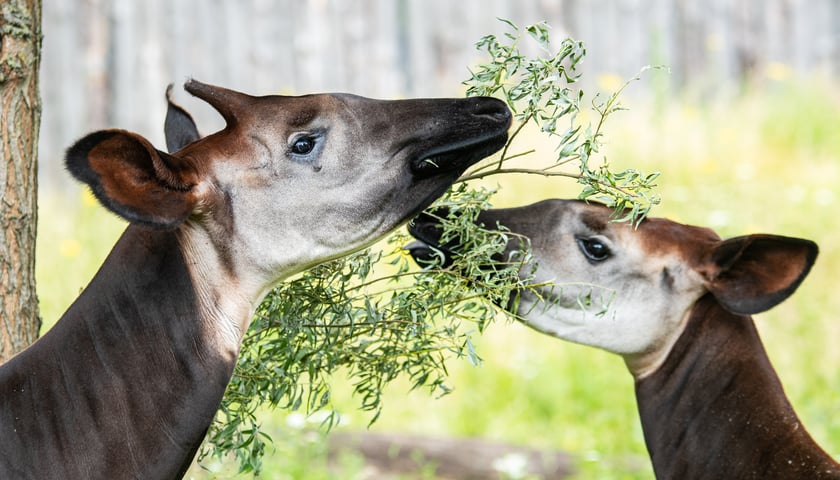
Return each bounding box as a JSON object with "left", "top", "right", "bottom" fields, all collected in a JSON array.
[
  {"left": 291, "top": 136, "right": 316, "bottom": 155},
  {"left": 577, "top": 237, "right": 611, "bottom": 262}
]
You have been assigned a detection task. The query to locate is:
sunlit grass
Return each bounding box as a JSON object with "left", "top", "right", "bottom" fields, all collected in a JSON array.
[{"left": 36, "top": 79, "right": 840, "bottom": 479}]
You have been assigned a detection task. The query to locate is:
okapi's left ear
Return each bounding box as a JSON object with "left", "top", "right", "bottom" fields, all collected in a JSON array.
[
  {"left": 66, "top": 129, "right": 199, "bottom": 229},
  {"left": 701, "top": 234, "right": 818, "bottom": 315},
  {"left": 164, "top": 84, "right": 200, "bottom": 153}
]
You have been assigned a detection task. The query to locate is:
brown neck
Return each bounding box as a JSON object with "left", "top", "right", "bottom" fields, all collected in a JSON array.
[
  {"left": 0, "top": 225, "right": 237, "bottom": 479},
  {"left": 635, "top": 294, "right": 839, "bottom": 479}
]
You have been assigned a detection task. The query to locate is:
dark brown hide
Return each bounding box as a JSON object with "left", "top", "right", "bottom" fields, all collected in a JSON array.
[{"left": 636, "top": 296, "right": 839, "bottom": 479}]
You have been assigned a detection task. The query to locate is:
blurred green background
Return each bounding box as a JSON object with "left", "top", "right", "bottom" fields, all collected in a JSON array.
[{"left": 38, "top": 75, "right": 840, "bottom": 478}]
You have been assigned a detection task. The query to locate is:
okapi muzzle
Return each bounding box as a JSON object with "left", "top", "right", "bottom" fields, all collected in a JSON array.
[{"left": 407, "top": 205, "right": 535, "bottom": 310}]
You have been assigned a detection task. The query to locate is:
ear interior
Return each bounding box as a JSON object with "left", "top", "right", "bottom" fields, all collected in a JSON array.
[
  {"left": 705, "top": 235, "right": 818, "bottom": 315},
  {"left": 66, "top": 130, "right": 199, "bottom": 229}
]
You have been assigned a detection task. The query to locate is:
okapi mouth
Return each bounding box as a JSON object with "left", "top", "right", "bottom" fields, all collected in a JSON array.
[
  {"left": 395, "top": 96, "right": 510, "bottom": 229},
  {"left": 406, "top": 208, "right": 525, "bottom": 312},
  {"left": 405, "top": 208, "right": 457, "bottom": 268},
  {"left": 410, "top": 130, "right": 509, "bottom": 179}
]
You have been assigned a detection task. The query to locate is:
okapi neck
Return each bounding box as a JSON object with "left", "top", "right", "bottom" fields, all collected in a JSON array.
[
  {"left": 0, "top": 225, "right": 236, "bottom": 479},
  {"left": 634, "top": 294, "right": 839, "bottom": 479},
  {"left": 70, "top": 225, "right": 236, "bottom": 376}
]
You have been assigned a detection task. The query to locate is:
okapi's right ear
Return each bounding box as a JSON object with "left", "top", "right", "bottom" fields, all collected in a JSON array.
[
  {"left": 66, "top": 130, "right": 199, "bottom": 229},
  {"left": 165, "top": 84, "right": 200, "bottom": 153}
]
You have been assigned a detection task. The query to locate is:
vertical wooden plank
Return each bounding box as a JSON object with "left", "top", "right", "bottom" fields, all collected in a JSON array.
[
  {"left": 831, "top": 0, "right": 840, "bottom": 76},
  {"left": 405, "top": 0, "right": 433, "bottom": 96},
  {"left": 792, "top": 0, "right": 832, "bottom": 75},
  {"left": 621, "top": 0, "right": 647, "bottom": 80},
  {"left": 251, "top": 0, "right": 295, "bottom": 94},
  {"left": 106, "top": 0, "right": 136, "bottom": 128},
  {"left": 331, "top": 0, "right": 357, "bottom": 94},
  {"left": 79, "top": 0, "right": 108, "bottom": 131},
  {"left": 38, "top": 0, "right": 66, "bottom": 189},
  {"left": 136, "top": 0, "right": 165, "bottom": 145},
  {"left": 293, "top": 0, "right": 326, "bottom": 92},
  {"left": 705, "top": 0, "right": 735, "bottom": 90},
  {"left": 220, "top": 0, "right": 247, "bottom": 91},
  {"left": 372, "top": 0, "right": 401, "bottom": 97}
]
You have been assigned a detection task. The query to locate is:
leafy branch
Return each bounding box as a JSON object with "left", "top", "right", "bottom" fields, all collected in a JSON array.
[
  {"left": 460, "top": 19, "right": 660, "bottom": 224},
  {"left": 200, "top": 19, "right": 661, "bottom": 474}
]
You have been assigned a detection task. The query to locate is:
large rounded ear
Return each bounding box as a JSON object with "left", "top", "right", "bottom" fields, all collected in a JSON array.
[
  {"left": 703, "top": 234, "right": 818, "bottom": 315},
  {"left": 66, "top": 130, "right": 199, "bottom": 229},
  {"left": 164, "top": 84, "right": 200, "bottom": 153}
]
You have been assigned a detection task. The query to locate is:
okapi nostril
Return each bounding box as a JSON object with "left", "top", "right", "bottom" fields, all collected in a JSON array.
[{"left": 471, "top": 97, "right": 512, "bottom": 124}]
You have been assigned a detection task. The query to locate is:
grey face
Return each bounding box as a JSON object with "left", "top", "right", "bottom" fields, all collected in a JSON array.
[
  {"left": 408, "top": 200, "right": 712, "bottom": 367},
  {"left": 189, "top": 90, "right": 510, "bottom": 287}
]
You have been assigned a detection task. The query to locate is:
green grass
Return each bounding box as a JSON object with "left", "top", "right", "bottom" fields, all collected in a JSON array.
[{"left": 36, "top": 79, "right": 840, "bottom": 479}]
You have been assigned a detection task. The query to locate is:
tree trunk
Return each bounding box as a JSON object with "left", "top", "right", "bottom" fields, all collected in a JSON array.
[{"left": 0, "top": 0, "right": 42, "bottom": 363}]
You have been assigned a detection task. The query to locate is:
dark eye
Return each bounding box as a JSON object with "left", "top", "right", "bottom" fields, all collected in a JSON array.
[
  {"left": 291, "top": 136, "right": 316, "bottom": 155},
  {"left": 577, "top": 237, "right": 611, "bottom": 262}
]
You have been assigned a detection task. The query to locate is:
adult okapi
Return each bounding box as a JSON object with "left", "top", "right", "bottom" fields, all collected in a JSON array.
[{"left": 0, "top": 80, "right": 511, "bottom": 479}]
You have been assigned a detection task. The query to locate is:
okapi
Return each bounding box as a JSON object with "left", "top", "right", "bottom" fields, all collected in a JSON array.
[
  {"left": 0, "top": 80, "right": 511, "bottom": 479},
  {"left": 408, "top": 199, "right": 839, "bottom": 479}
]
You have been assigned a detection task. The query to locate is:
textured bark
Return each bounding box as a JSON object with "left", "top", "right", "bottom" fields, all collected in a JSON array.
[{"left": 0, "top": 0, "right": 42, "bottom": 363}]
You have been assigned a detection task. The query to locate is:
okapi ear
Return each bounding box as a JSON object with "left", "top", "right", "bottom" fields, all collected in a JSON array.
[
  {"left": 66, "top": 130, "right": 199, "bottom": 229},
  {"left": 702, "top": 234, "right": 818, "bottom": 315},
  {"left": 165, "top": 84, "right": 200, "bottom": 153}
]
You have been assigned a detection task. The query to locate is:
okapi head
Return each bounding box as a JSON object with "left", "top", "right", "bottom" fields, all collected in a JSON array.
[
  {"left": 66, "top": 80, "right": 511, "bottom": 293},
  {"left": 408, "top": 199, "right": 816, "bottom": 375}
]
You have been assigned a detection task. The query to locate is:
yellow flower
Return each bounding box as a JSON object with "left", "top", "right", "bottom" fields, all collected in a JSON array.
[
  {"left": 59, "top": 239, "right": 81, "bottom": 258},
  {"left": 81, "top": 188, "right": 97, "bottom": 207},
  {"left": 597, "top": 73, "right": 624, "bottom": 93},
  {"left": 766, "top": 62, "right": 792, "bottom": 82},
  {"left": 706, "top": 33, "right": 723, "bottom": 52}
]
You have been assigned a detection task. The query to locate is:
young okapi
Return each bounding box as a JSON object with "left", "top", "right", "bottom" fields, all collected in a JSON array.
[
  {"left": 0, "top": 80, "right": 511, "bottom": 479},
  {"left": 408, "top": 199, "right": 839, "bottom": 479}
]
